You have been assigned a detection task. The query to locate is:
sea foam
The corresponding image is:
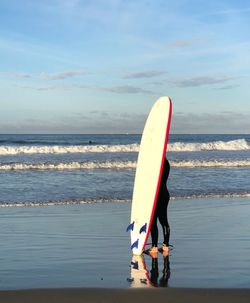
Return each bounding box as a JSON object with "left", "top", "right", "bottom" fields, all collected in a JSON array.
[
  {"left": 0, "top": 144, "right": 139, "bottom": 155},
  {"left": 0, "top": 161, "right": 137, "bottom": 170},
  {"left": 0, "top": 159, "right": 250, "bottom": 171},
  {"left": 0, "top": 139, "right": 248, "bottom": 155},
  {"left": 168, "top": 139, "right": 249, "bottom": 152},
  {"left": 1, "top": 192, "right": 250, "bottom": 207}
]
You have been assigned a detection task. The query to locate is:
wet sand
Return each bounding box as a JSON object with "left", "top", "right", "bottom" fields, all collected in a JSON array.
[
  {"left": 0, "top": 197, "right": 250, "bottom": 290},
  {"left": 0, "top": 288, "right": 250, "bottom": 303}
]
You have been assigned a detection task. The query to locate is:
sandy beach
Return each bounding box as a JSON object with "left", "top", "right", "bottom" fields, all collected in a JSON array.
[
  {"left": 1, "top": 196, "right": 250, "bottom": 302},
  {"left": 1, "top": 288, "right": 250, "bottom": 303},
  {"left": 0, "top": 197, "right": 250, "bottom": 291}
]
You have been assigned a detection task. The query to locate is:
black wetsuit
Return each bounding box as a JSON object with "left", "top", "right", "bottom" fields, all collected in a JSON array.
[
  {"left": 150, "top": 158, "right": 170, "bottom": 247},
  {"left": 150, "top": 256, "right": 171, "bottom": 287}
]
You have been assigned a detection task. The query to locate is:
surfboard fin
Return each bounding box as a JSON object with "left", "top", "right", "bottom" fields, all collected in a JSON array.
[
  {"left": 126, "top": 221, "right": 135, "bottom": 232},
  {"left": 139, "top": 223, "right": 147, "bottom": 234},
  {"left": 131, "top": 239, "right": 139, "bottom": 250},
  {"left": 131, "top": 261, "right": 139, "bottom": 270}
]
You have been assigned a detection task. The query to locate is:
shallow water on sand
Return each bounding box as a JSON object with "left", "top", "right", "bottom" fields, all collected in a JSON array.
[{"left": 0, "top": 197, "right": 250, "bottom": 290}]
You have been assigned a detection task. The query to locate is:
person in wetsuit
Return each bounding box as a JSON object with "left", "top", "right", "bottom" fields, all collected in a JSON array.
[
  {"left": 149, "top": 255, "right": 171, "bottom": 287},
  {"left": 146, "top": 158, "right": 170, "bottom": 256}
]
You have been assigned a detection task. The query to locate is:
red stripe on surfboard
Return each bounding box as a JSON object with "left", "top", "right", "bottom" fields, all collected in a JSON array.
[
  {"left": 141, "top": 98, "right": 172, "bottom": 253},
  {"left": 141, "top": 257, "right": 151, "bottom": 284}
]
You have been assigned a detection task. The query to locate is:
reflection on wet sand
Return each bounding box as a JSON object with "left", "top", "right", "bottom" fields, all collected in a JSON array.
[{"left": 129, "top": 254, "right": 170, "bottom": 288}]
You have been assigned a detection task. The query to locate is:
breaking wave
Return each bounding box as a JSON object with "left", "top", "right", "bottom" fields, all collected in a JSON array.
[
  {"left": 0, "top": 139, "right": 249, "bottom": 155},
  {"left": 172, "top": 159, "right": 250, "bottom": 168},
  {"left": 168, "top": 139, "right": 249, "bottom": 152},
  {"left": 172, "top": 192, "right": 250, "bottom": 200},
  {"left": 0, "top": 144, "right": 139, "bottom": 155},
  {"left": 0, "top": 161, "right": 137, "bottom": 171},
  {"left": 1, "top": 192, "right": 250, "bottom": 207},
  {"left": 0, "top": 198, "right": 130, "bottom": 207},
  {"left": 1, "top": 159, "right": 250, "bottom": 171}
]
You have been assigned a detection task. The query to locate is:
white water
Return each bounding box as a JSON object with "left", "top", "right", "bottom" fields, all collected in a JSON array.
[
  {"left": 0, "top": 144, "right": 139, "bottom": 155},
  {"left": 0, "top": 139, "right": 248, "bottom": 155},
  {"left": 168, "top": 139, "right": 249, "bottom": 152},
  {"left": 172, "top": 159, "right": 250, "bottom": 168},
  {"left": 1, "top": 192, "right": 250, "bottom": 207},
  {"left": 1, "top": 159, "right": 250, "bottom": 171},
  {"left": 0, "top": 161, "right": 136, "bottom": 170}
]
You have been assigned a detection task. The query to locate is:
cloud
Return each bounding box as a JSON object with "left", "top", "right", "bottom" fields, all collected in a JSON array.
[
  {"left": 166, "top": 40, "right": 192, "bottom": 49},
  {"left": 77, "top": 112, "right": 147, "bottom": 134},
  {"left": 1, "top": 70, "right": 87, "bottom": 81},
  {"left": 169, "top": 76, "right": 234, "bottom": 88},
  {"left": 1, "top": 109, "right": 249, "bottom": 134},
  {"left": 36, "top": 85, "right": 72, "bottom": 91},
  {"left": 0, "top": 110, "right": 147, "bottom": 134},
  {"left": 17, "top": 82, "right": 155, "bottom": 95},
  {"left": 207, "top": 7, "right": 250, "bottom": 16},
  {"left": 123, "top": 70, "right": 166, "bottom": 79},
  {"left": 1, "top": 72, "right": 33, "bottom": 79},
  {"left": 40, "top": 71, "right": 86, "bottom": 80},
  {"left": 15, "top": 73, "right": 32, "bottom": 79},
  {"left": 217, "top": 84, "right": 240, "bottom": 90},
  {"left": 102, "top": 85, "right": 154, "bottom": 94},
  {"left": 17, "top": 84, "right": 73, "bottom": 91},
  {"left": 89, "top": 110, "right": 110, "bottom": 118},
  {"left": 172, "top": 112, "right": 250, "bottom": 134}
]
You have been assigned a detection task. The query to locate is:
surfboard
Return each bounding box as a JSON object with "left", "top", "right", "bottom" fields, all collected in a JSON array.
[
  {"left": 127, "top": 96, "right": 172, "bottom": 255},
  {"left": 129, "top": 255, "right": 150, "bottom": 288}
]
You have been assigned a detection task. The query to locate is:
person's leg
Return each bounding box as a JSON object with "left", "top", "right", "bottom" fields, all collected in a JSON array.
[
  {"left": 150, "top": 213, "right": 158, "bottom": 247},
  {"left": 145, "top": 212, "right": 158, "bottom": 257},
  {"left": 158, "top": 191, "right": 170, "bottom": 249},
  {"left": 159, "top": 255, "right": 170, "bottom": 287},
  {"left": 150, "top": 256, "right": 159, "bottom": 287}
]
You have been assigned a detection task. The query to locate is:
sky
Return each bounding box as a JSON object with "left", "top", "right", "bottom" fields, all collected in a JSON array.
[{"left": 0, "top": 0, "right": 249, "bottom": 134}]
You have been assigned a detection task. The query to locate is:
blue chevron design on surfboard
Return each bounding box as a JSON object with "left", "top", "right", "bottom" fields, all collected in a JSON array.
[
  {"left": 126, "top": 221, "right": 135, "bottom": 232},
  {"left": 131, "top": 239, "right": 139, "bottom": 250},
  {"left": 131, "top": 261, "right": 139, "bottom": 270},
  {"left": 139, "top": 223, "right": 147, "bottom": 234}
]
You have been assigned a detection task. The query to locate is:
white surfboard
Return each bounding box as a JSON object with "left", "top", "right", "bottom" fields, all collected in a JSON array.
[
  {"left": 130, "top": 255, "right": 150, "bottom": 288},
  {"left": 127, "top": 97, "right": 172, "bottom": 255}
]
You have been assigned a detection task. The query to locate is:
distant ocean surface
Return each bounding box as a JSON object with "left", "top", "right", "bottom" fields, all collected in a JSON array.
[{"left": 0, "top": 134, "right": 249, "bottom": 207}]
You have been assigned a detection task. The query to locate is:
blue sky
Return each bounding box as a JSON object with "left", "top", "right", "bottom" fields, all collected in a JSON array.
[{"left": 0, "top": 0, "right": 249, "bottom": 133}]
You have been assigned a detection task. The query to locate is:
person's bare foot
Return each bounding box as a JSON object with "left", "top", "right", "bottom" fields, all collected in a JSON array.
[
  {"left": 144, "top": 246, "right": 158, "bottom": 258},
  {"left": 161, "top": 244, "right": 169, "bottom": 257}
]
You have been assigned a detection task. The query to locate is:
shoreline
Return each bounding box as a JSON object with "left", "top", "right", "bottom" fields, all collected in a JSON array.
[
  {"left": 1, "top": 194, "right": 250, "bottom": 208},
  {"left": 0, "top": 197, "right": 250, "bottom": 290},
  {"left": 0, "top": 288, "right": 250, "bottom": 303}
]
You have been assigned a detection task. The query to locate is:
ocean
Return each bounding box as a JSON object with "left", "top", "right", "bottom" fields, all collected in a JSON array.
[
  {"left": 0, "top": 134, "right": 249, "bottom": 207},
  {"left": 1, "top": 133, "right": 250, "bottom": 290}
]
